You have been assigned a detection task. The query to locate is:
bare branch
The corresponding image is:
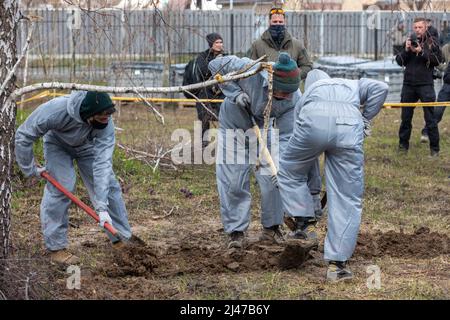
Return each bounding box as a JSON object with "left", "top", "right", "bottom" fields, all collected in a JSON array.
[
  {"left": 132, "top": 89, "right": 165, "bottom": 125},
  {"left": 182, "top": 89, "right": 218, "bottom": 121},
  {"left": 10, "top": 64, "right": 265, "bottom": 103},
  {"left": 229, "top": 55, "right": 267, "bottom": 76},
  {"left": 150, "top": 206, "right": 178, "bottom": 220},
  {"left": 117, "top": 143, "right": 172, "bottom": 162},
  {"left": 117, "top": 143, "right": 178, "bottom": 171}
]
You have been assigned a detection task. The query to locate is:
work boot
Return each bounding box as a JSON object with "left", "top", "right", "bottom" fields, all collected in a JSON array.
[
  {"left": 112, "top": 241, "right": 126, "bottom": 250},
  {"left": 228, "top": 231, "right": 245, "bottom": 249},
  {"left": 326, "top": 261, "right": 353, "bottom": 282},
  {"left": 420, "top": 134, "right": 429, "bottom": 143},
  {"left": 49, "top": 249, "right": 80, "bottom": 265},
  {"left": 288, "top": 217, "right": 318, "bottom": 243},
  {"left": 259, "top": 225, "right": 285, "bottom": 244}
]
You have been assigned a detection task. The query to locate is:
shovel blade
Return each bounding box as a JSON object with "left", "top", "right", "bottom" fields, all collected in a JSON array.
[
  {"left": 278, "top": 239, "right": 318, "bottom": 270},
  {"left": 128, "top": 235, "right": 147, "bottom": 246}
]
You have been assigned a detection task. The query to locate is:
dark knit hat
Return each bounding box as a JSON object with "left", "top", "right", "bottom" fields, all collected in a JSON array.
[
  {"left": 79, "top": 91, "right": 115, "bottom": 122},
  {"left": 206, "top": 33, "right": 223, "bottom": 48},
  {"left": 273, "top": 52, "right": 301, "bottom": 93}
]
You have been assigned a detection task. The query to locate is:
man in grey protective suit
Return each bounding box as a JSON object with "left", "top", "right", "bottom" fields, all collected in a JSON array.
[
  {"left": 209, "top": 52, "right": 321, "bottom": 249},
  {"left": 15, "top": 91, "right": 132, "bottom": 265},
  {"left": 278, "top": 70, "right": 388, "bottom": 282}
]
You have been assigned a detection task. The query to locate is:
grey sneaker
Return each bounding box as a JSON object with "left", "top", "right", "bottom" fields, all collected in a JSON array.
[
  {"left": 228, "top": 231, "right": 245, "bottom": 249},
  {"left": 259, "top": 225, "right": 285, "bottom": 244},
  {"left": 420, "top": 134, "right": 429, "bottom": 143},
  {"left": 326, "top": 261, "right": 353, "bottom": 282}
]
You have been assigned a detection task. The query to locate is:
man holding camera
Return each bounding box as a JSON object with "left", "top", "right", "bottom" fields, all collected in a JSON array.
[{"left": 396, "top": 17, "right": 443, "bottom": 157}]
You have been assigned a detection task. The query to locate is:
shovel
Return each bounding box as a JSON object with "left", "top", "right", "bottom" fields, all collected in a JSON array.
[
  {"left": 243, "top": 106, "right": 279, "bottom": 187},
  {"left": 40, "top": 171, "right": 145, "bottom": 246}
]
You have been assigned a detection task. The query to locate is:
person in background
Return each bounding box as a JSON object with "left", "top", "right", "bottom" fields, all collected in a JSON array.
[
  {"left": 249, "top": 7, "right": 313, "bottom": 83},
  {"left": 183, "top": 33, "right": 225, "bottom": 147},
  {"left": 396, "top": 17, "right": 443, "bottom": 156}
]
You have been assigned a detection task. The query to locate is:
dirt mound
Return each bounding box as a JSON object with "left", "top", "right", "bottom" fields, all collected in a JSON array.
[
  {"left": 155, "top": 238, "right": 316, "bottom": 276},
  {"left": 97, "top": 233, "right": 318, "bottom": 278},
  {"left": 99, "top": 242, "right": 159, "bottom": 277},
  {"left": 356, "top": 227, "right": 450, "bottom": 259}
]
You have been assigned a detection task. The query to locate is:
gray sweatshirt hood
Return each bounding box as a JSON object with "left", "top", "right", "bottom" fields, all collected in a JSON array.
[
  {"left": 66, "top": 91, "right": 88, "bottom": 123},
  {"left": 305, "top": 69, "right": 331, "bottom": 91}
]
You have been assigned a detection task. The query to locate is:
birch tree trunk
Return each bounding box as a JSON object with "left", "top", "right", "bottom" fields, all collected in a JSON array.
[{"left": 0, "top": 0, "right": 19, "bottom": 260}]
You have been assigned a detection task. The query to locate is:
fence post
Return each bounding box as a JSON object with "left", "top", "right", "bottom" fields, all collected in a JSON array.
[
  {"left": 360, "top": 11, "right": 366, "bottom": 57},
  {"left": 320, "top": 11, "right": 324, "bottom": 56},
  {"left": 230, "top": 12, "right": 234, "bottom": 54},
  {"left": 69, "top": 9, "right": 81, "bottom": 82},
  {"left": 303, "top": 14, "right": 308, "bottom": 50},
  {"left": 374, "top": 27, "right": 378, "bottom": 60}
]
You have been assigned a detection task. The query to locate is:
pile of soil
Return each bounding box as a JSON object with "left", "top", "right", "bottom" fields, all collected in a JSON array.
[
  {"left": 356, "top": 227, "right": 450, "bottom": 259},
  {"left": 98, "top": 234, "right": 318, "bottom": 278},
  {"left": 99, "top": 241, "right": 159, "bottom": 277},
  {"left": 157, "top": 242, "right": 315, "bottom": 275}
]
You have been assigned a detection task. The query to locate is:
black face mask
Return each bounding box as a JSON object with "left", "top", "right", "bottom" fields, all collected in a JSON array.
[
  {"left": 269, "top": 25, "right": 285, "bottom": 44},
  {"left": 90, "top": 120, "right": 108, "bottom": 130}
]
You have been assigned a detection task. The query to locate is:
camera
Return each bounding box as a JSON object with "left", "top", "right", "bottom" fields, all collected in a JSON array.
[{"left": 409, "top": 33, "right": 420, "bottom": 48}]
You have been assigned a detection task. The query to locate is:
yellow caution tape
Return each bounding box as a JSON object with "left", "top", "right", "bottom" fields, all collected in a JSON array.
[
  {"left": 383, "top": 101, "right": 450, "bottom": 108},
  {"left": 16, "top": 90, "right": 51, "bottom": 104},
  {"left": 16, "top": 91, "right": 223, "bottom": 105}
]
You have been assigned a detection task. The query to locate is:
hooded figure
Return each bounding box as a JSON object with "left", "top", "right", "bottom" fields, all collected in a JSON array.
[
  {"left": 15, "top": 91, "right": 132, "bottom": 265},
  {"left": 278, "top": 70, "right": 388, "bottom": 282},
  {"left": 208, "top": 53, "right": 321, "bottom": 249}
]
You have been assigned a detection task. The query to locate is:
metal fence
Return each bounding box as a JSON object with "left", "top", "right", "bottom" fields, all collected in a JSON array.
[{"left": 17, "top": 9, "right": 449, "bottom": 84}]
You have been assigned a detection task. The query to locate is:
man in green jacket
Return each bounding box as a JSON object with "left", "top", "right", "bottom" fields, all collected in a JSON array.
[{"left": 249, "top": 7, "right": 313, "bottom": 81}]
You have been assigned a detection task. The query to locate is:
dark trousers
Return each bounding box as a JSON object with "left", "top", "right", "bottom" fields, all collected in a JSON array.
[
  {"left": 422, "top": 83, "right": 449, "bottom": 136},
  {"left": 399, "top": 84, "right": 439, "bottom": 152},
  {"left": 196, "top": 102, "right": 220, "bottom": 139},
  {"left": 393, "top": 45, "right": 403, "bottom": 56}
]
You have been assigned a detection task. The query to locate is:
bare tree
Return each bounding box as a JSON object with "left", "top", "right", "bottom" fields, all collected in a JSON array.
[
  {"left": 400, "top": 0, "right": 432, "bottom": 11},
  {"left": 0, "top": 0, "right": 19, "bottom": 261}
]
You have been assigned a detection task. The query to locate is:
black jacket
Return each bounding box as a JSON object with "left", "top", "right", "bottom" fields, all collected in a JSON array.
[
  {"left": 444, "top": 63, "right": 450, "bottom": 85},
  {"left": 396, "top": 37, "right": 443, "bottom": 86},
  {"left": 195, "top": 49, "right": 225, "bottom": 100}
]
